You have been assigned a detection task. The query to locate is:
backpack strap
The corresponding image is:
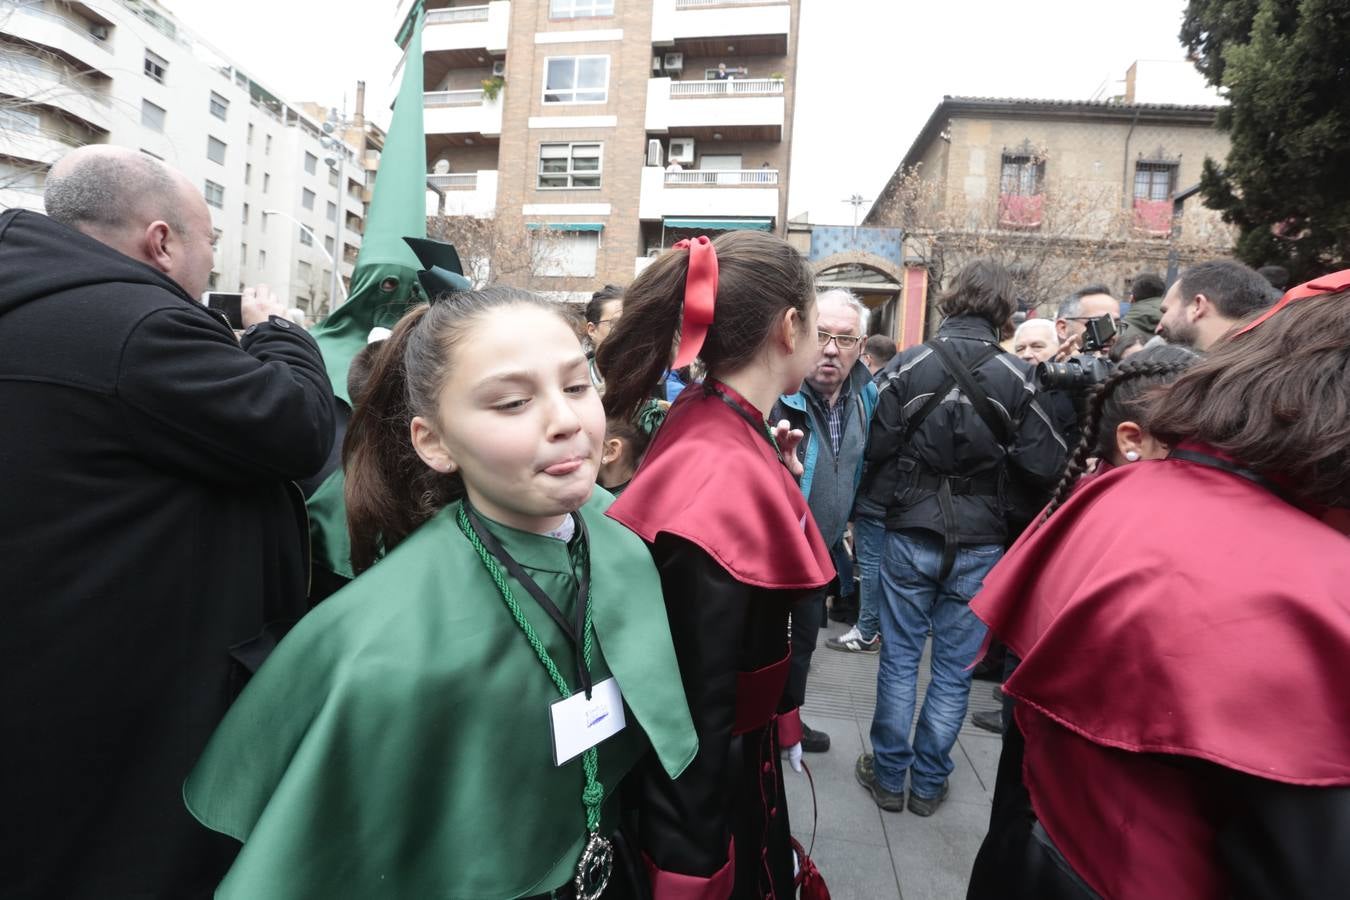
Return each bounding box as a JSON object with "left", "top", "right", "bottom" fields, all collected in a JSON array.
[{"left": 926, "top": 339, "right": 1012, "bottom": 445}]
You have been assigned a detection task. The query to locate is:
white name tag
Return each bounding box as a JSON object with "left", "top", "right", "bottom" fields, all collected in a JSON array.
[{"left": 549, "top": 676, "right": 626, "bottom": 766}]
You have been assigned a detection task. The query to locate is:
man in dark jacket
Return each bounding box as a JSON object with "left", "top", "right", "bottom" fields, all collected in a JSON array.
[
  {"left": 854, "top": 259, "right": 1066, "bottom": 817},
  {"left": 773, "top": 289, "right": 879, "bottom": 761},
  {"left": 0, "top": 146, "right": 334, "bottom": 898}
]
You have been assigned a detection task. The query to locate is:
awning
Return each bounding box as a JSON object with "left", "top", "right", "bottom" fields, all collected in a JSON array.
[
  {"left": 526, "top": 222, "right": 605, "bottom": 232},
  {"left": 662, "top": 217, "right": 773, "bottom": 232}
]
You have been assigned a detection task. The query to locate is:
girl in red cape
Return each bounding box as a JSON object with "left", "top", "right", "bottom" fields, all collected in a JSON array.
[
  {"left": 598, "top": 231, "right": 834, "bottom": 900},
  {"left": 966, "top": 276, "right": 1350, "bottom": 900}
]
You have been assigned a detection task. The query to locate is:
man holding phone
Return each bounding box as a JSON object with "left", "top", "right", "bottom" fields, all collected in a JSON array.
[{"left": 0, "top": 145, "right": 334, "bottom": 898}]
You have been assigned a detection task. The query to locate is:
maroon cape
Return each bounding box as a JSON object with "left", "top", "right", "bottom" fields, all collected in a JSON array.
[
  {"left": 972, "top": 447, "right": 1350, "bottom": 899},
  {"left": 608, "top": 382, "right": 834, "bottom": 591}
]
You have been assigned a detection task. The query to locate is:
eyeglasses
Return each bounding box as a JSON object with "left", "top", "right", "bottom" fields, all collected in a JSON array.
[
  {"left": 817, "top": 330, "right": 861, "bottom": 350},
  {"left": 597, "top": 317, "right": 620, "bottom": 327}
]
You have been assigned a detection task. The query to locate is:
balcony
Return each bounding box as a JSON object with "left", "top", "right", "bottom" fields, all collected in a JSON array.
[
  {"left": 1132, "top": 198, "right": 1172, "bottom": 237},
  {"left": 652, "top": 0, "right": 790, "bottom": 55},
  {"left": 0, "top": 123, "right": 89, "bottom": 168},
  {"left": 424, "top": 170, "right": 499, "bottom": 218},
  {"left": 645, "top": 77, "right": 784, "bottom": 140},
  {"left": 639, "top": 165, "right": 780, "bottom": 221},
  {"left": 424, "top": 2, "right": 510, "bottom": 55},
  {"left": 424, "top": 89, "right": 503, "bottom": 138},
  {"left": 2, "top": 3, "right": 114, "bottom": 74},
  {"left": 0, "top": 59, "right": 112, "bottom": 132}
]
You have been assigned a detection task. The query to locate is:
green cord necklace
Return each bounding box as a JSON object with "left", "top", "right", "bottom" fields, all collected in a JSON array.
[{"left": 456, "top": 504, "right": 613, "bottom": 900}]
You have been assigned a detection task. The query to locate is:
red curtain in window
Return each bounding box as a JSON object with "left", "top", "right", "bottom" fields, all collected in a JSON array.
[
  {"left": 1133, "top": 198, "right": 1172, "bottom": 235},
  {"left": 998, "top": 193, "right": 1044, "bottom": 228}
]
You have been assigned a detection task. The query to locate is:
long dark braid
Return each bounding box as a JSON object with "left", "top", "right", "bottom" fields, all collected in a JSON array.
[{"left": 1041, "top": 345, "right": 1199, "bottom": 520}]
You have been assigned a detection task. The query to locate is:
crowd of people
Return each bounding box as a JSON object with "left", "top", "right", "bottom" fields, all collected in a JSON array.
[{"left": 2, "top": 142, "right": 1347, "bottom": 900}]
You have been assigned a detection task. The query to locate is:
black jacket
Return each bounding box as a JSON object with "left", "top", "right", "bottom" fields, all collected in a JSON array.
[
  {"left": 0, "top": 210, "right": 334, "bottom": 898},
  {"left": 861, "top": 316, "right": 1066, "bottom": 545}
]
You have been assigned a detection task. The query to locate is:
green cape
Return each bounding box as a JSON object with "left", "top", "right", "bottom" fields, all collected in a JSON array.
[{"left": 184, "top": 491, "right": 696, "bottom": 898}]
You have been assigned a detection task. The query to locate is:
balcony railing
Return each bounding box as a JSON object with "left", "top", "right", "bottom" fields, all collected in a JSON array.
[
  {"left": 424, "top": 89, "right": 487, "bottom": 107},
  {"left": 665, "top": 169, "right": 779, "bottom": 185},
  {"left": 669, "top": 79, "right": 784, "bottom": 98},
  {"left": 7, "top": 3, "right": 110, "bottom": 47},
  {"left": 426, "top": 5, "right": 491, "bottom": 24},
  {"left": 427, "top": 173, "right": 479, "bottom": 189},
  {"left": 675, "top": 0, "right": 786, "bottom": 6}
]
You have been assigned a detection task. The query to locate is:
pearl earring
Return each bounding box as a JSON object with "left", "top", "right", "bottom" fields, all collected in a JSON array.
[{"left": 1125, "top": 450, "right": 1141, "bottom": 462}]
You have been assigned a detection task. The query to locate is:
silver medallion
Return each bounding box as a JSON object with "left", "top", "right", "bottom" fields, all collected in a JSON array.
[{"left": 574, "top": 832, "right": 614, "bottom": 900}]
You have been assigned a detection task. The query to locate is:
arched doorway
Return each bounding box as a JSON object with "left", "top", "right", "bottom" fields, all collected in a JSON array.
[{"left": 812, "top": 252, "right": 927, "bottom": 346}]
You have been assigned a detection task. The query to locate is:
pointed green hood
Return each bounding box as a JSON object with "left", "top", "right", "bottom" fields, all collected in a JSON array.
[{"left": 309, "top": 13, "right": 429, "bottom": 404}]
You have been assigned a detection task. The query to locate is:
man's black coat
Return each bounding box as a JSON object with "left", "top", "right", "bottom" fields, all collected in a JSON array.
[{"left": 0, "top": 210, "right": 334, "bottom": 898}]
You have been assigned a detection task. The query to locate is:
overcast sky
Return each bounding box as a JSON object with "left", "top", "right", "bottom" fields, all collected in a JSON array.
[{"left": 172, "top": 0, "right": 1198, "bottom": 226}]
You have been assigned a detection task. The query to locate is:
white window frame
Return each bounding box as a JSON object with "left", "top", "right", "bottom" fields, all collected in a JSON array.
[
  {"left": 299, "top": 227, "right": 314, "bottom": 247},
  {"left": 326, "top": 201, "right": 338, "bottom": 222},
  {"left": 549, "top": 0, "right": 614, "bottom": 18},
  {"left": 143, "top": 49, "right": 167, "bottom": 84},
  {"left": 209, "top": 91, "right": 229, "bottom": 121},
  {"left": 301, "top": 188, "right": 316, "bottom": 211},
  {"left": 532, "top": 229, "right": 601, "bottom": 278},
  {"left": 206, "top": 136, "right": 226, "bottom": 165},
  {"left": 304, "top": 152, "right": 318, "bottom": 175},
  {"left": 140, "top": 98, "right": 166, "bottom": 132},
  {"left": 537, "top": 142, "right": 603, "bottom": 190},
  {"left": 204, "top": 180, "right": 224, "bottom": 209},
  {"left": 542, "top": 55, "right": 611, "bottom": 105}
]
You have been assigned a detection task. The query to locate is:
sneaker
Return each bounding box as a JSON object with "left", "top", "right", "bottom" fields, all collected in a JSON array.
[
  {"left": 800, "top": 723, "right": 831, "bottom": 753},
  {"left": 971, "top": 709, "right": 1003, "bottom": 734},
  {"left": 826, "top": 626, "right": 880, "bottom": 654},
  {"left": 907, "top": 781, "right": 950, "bottom": 817},
  {"left": 855, "top": 753, "right": 904, "bottom": 812}
]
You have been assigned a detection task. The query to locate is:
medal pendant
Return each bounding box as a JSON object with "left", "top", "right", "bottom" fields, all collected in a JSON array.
[{"left": 574, "top": 832, "right": 614, "bottom": 900}]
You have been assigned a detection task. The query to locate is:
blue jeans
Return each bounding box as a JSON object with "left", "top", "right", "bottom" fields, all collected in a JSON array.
[
  {"left": 853, "top": 516, "right": 885, "bottom": 641},
  {"left": 870, "top": 529, "right": 999, "bottom": 797}
]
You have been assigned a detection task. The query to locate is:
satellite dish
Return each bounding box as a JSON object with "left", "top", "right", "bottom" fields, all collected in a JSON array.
[
  {"left": 322, "top": 121, "right": 335, "bottom": 134},
  {"left": 433, "top": 158, "right": 451, "bottom": 174}
]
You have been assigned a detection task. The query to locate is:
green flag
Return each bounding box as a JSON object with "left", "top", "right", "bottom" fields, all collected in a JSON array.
[{"left": 310, "top": 11, "right": 429, "bottom": 405}]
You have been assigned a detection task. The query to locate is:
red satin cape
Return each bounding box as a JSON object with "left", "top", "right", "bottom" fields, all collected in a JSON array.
[{"left": 607, "top": 384, "right": 834, "bottom": 591}]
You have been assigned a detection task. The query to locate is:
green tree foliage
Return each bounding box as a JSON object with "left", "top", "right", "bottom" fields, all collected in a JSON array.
[{"left": 1181, "top": 0, "right": 1349, "bottom": 279}]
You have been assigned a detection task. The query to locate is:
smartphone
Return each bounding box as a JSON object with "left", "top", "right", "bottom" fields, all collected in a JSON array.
[
  {"left": 1080, "top": 313, "right": 1118, "bottom": 353},
  {"left": 203, "top": 291, "right": 243, "bottom": 329}
]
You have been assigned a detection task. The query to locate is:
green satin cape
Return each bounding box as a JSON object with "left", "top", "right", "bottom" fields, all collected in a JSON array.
[{"left": 184, "top": 491, "right": 697, "bottom": 898}]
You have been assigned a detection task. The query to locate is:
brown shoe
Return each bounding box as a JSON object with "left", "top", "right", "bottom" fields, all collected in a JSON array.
[{"left": 855, "top": 754, "right": 904, "bottom": 812}]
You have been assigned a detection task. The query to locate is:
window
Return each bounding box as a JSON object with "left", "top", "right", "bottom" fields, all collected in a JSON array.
[
  {"left": 328, "top": 168, "right": 339, "bottom": 188},
  {"left": 326, "top": 201, "right": 337, "bottom": 222},
  {"left": 206, "top": 136, "right": 226, "bottom": 165},
  {"left": 0, "top": 108, "right": 39, "bottom": 135},
  {"left": 549, "top": 0, "right": 614, "bottom": 17},
  {"left": 324, "top": 235, "right": 335, "bottom": 255},
  {"left": 141, "top": 99, "right": 166, "bottom": 132},
  {"left": 244, "top": 163, "right": 252, "bottom": 185},
  {"left": 299, "top": 227, "right": 314, "bottom": 246},
  {"left": 302, "top": 188, "right": 316, "bottom": 210},
  {"left": 259, "top": 249, "right": 267, "bottom": 267},
  {"left": 263, "top": 172, "right": 270, "bottom": 193},
  {"left": 538, "top": 142, "right": 602, "bottom": 189},
  {"left": 240, "top": 243, "right": 247, "bottom": 266},
  {"left": 533, "top": 230, "right": 600, "bottom": 277},
  {"left": 247, "top": 123, "right": 254, "bottom": 144},
  {"left": 0, "top": 160, "right": 45, "bottom": 193},
  {"left": 1000, "top": 153, "right": 1044, "bottom": 196},
  {"left": 543, "top": 56, "right": 610, "bottom": 104},
  {"left": 1134, "top": 162, "right": 1177, "bottom": 201},
  {"left": 265, "top": 134, "right": 272, "bottom": 155},
  {"left": 144, "top": 49, "right": 167, "bottom": 83},
  {"left": 242, "top": 202, "right": 249, "bottom": 224},
  {"left": 298, "top": 260, "right": 313, "bottom": 279},
  {"left": 209, "top": 91, "right": 229, "bottom": 120},
  {"left": 304, "top": 152, "right": 318, "bottom": 175},
  {"left": 204, "top": 180, "right": 224, "bottom": 208}
]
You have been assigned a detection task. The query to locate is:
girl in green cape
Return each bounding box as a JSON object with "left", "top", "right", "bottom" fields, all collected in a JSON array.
[{"left": 184, "top": 288, "right": 698, "bottom": 899}]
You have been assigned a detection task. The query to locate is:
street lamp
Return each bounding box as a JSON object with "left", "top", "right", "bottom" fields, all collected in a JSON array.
[
  {"left": 844, "top": 193, "right": 871, "bottom": 245},
  {"left": 320, "top": 117, "right": 353, "bottom": 313},
  {"left": 261, "top": 209, "right": 345, "bottom": 314}
]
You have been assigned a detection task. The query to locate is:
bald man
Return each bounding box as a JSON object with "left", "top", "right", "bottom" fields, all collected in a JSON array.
[{"left": 0, "top": 146, "right": 334, "bottom": 898}]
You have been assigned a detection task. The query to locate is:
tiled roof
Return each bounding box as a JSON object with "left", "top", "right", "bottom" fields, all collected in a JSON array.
[{"left": 944, "top": 95, "right": 1222, "bottom": 113}]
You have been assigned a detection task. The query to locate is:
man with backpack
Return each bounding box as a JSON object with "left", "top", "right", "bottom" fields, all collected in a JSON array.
[{"left": 854, "top": 259, "right": 1066, "bottom": 816}]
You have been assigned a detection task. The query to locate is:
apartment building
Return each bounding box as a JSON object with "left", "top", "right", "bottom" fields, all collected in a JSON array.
[
  {"left": 0, "top": 0, "right": 375, "bottom": 315},
  {"left": 397, "top": 0, "right": 801, "bottom": 298},
  {"left": 862, "top": 63, "right": 1234, "bottom": 325}
]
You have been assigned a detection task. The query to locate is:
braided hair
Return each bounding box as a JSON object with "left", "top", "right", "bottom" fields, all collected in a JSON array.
[{"left": 1041, "top": 345, "right": 1199, "bottom": 520}]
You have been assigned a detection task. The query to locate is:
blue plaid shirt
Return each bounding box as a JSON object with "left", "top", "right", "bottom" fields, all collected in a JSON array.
[{"left": 822, "top": 379, "right": 852, "bottom": 455}]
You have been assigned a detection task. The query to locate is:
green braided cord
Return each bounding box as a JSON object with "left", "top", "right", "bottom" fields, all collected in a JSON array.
[{"left": 456, "top": 505, "right": 604, "bottom": 833}]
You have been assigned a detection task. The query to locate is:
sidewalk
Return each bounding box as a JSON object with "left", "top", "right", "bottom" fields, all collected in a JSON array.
[{"left": 782, "top": 616, "right": 1002, "bottom": 900}]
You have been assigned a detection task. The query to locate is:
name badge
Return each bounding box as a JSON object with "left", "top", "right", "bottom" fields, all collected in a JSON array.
[{"left": 549, "top": 677, "right": 626, "bottom": 766}]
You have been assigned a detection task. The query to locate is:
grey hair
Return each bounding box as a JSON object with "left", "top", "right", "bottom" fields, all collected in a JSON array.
[
  {"left": 44, "top": 152, "right": 185, "bottom": 234},
  {"left": 1014, "top": 317, "right": 1058, "bottom": 344},
  {"left": 816, "top": 287, "right": 869, "bottom": 333},
  {"left": 1056, "top": 284, "right": 1113, "bottom": 321}
]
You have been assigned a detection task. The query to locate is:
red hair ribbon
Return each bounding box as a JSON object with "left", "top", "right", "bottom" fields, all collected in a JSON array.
[
  {"left": 671, "top": 236, "right": 718, "bottom": 368},
  {"left": 1236, "top": 267, "right": 1350, "bottom": 336}
]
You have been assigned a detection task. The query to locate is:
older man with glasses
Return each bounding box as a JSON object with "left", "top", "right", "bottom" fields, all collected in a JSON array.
[{"left": 772, "top": 289, "right": 879, "bottom": 766}]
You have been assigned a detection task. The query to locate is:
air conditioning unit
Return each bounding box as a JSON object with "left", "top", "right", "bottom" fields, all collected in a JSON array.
[
  {"left": 646, "top": 139, "right": 663, "bottom": 168},
  {"left": 663, "top": 53, "right": 684, "bottom": 73},
  {"left": 492, "top": 60, "right": 506, "bottom": 77},
  {"left": 89, "top": 24, "right": 109, "bottom": 40},
  {"left": 651, "top": 56, "right": 663, "bottom": 74},
  {"left": 669, "top": 138, "right": 695, "bottom": 164}
]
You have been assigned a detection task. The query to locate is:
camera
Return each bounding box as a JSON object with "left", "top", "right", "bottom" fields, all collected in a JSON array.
[
  {"left": 1079, "top": 313, "right": 1117, "bottom": 353},
  {"left": 1036, "top": 354, "right": 1114, "bottom": 393}
]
